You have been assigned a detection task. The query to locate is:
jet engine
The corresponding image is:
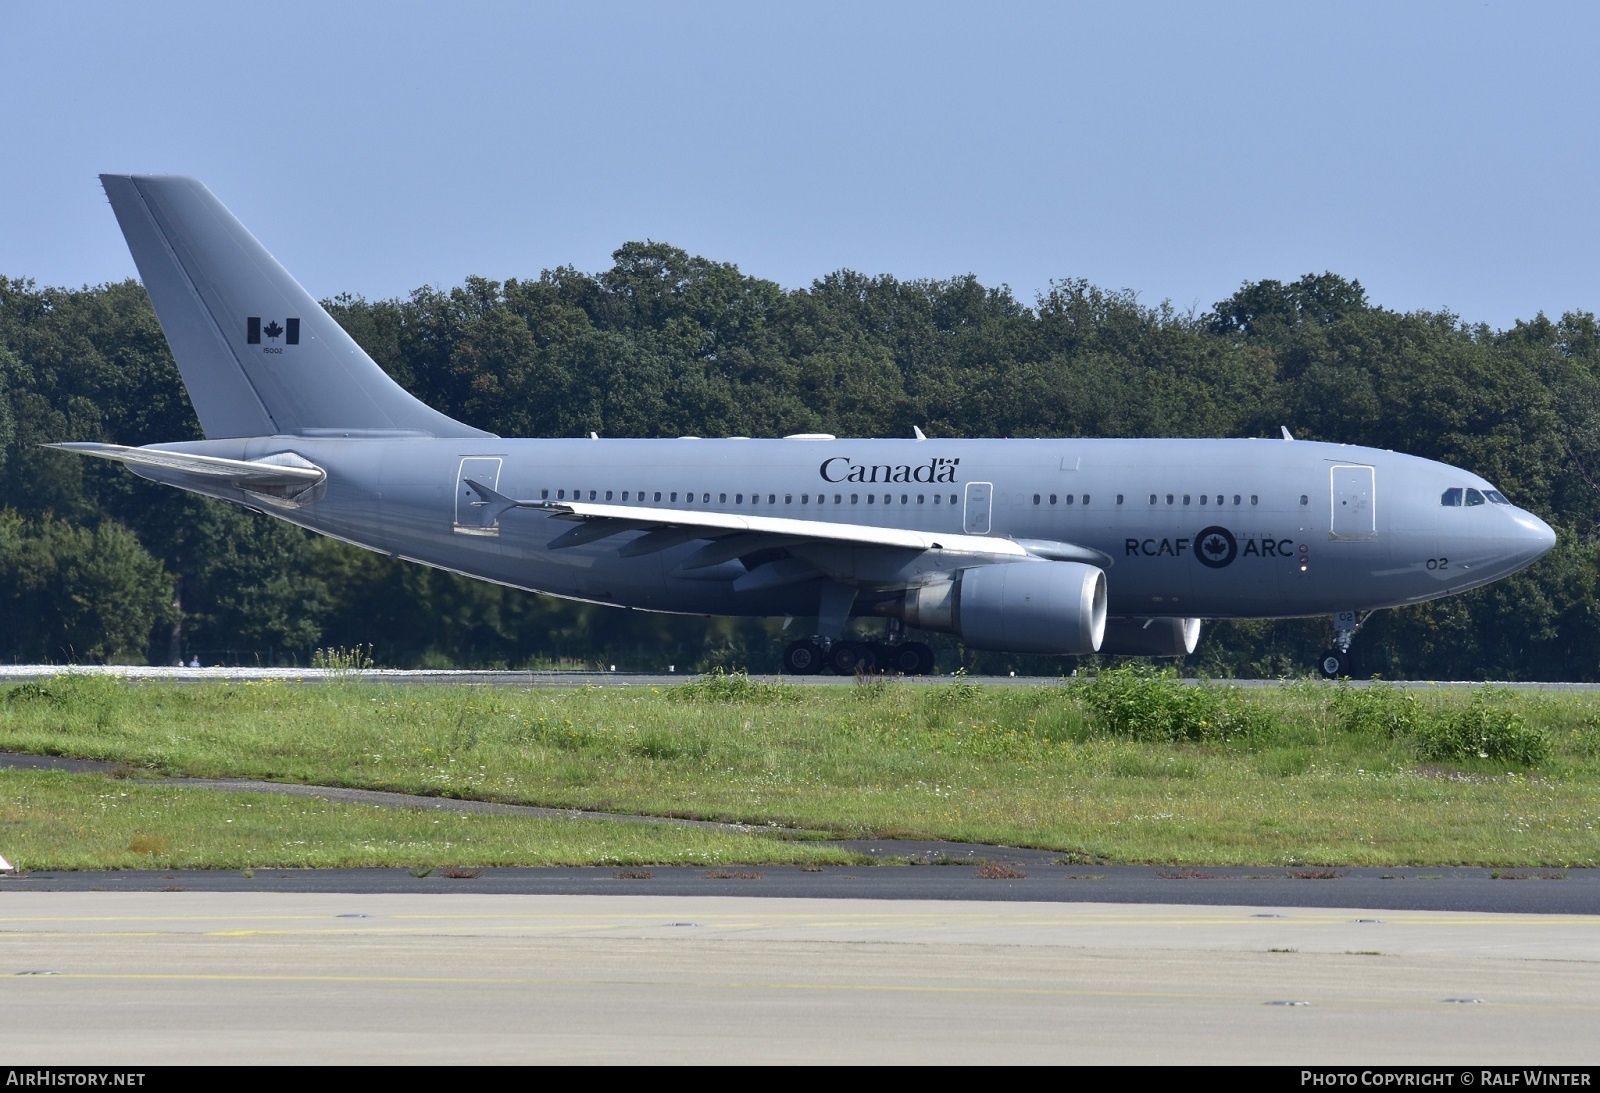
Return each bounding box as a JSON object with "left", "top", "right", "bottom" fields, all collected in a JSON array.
[
  {"left": 1097, "top": 617, "right": 1202, "bottom": 658},
  {"left": 883, "top": 561, "right": 1107, "bottom": 654}
]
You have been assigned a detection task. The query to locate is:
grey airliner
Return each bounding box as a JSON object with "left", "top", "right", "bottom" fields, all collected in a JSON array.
[{"left": 56, "top": 176, "right": 1558, "bottom": 676}]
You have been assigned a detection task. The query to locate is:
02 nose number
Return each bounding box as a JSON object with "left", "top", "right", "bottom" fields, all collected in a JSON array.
[{"left": 1425, "top": 557, "right": 1449, "bottom": 570}]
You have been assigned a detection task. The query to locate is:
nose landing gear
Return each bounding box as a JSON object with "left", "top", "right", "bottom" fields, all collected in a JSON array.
[{"left": 1317, "top": 610, "right": 1365, "bottom": 679}]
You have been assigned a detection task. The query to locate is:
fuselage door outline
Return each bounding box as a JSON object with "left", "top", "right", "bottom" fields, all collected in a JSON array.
[
  {"left": 454, "top": 456, "right": 505, "bottom": 536},
  {"left": 1329, "top": 464, "right": 1377, "bottom": 541},
  {"left": 964, "top": 481, "right": 993, "bottom": 535}
]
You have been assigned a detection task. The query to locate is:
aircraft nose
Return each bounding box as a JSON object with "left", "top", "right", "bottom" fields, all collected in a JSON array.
[{"left": 1510, "top": 510, "right": 1558, "bottom": 566}]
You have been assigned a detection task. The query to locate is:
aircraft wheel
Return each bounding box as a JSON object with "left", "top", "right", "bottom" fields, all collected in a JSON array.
[
  {"left": 1318, "top": 649, "right": 1352, "bottom": 679},
  {"left": 908, "top": 642, "right": 935, "bottom": 676},
  {"left": 827, "top": 641, "right": 864, "bottom": 674},
  {"left": 886, "top": 644, "right": 924, "bottom": 675},
  {"left": 782, "top": 639, "right": 824, "bottom": 675}
]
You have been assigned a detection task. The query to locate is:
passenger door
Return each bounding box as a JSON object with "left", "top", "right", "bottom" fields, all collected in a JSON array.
[
  {"left": 964, "top": 481, "right": 993, "bottom": 535},
  {"left": 1329, "top": 464, "right": 1377, "bottom": 541},
  {"left": 454, "top": 456, "right": 504, "bottom": 536}
]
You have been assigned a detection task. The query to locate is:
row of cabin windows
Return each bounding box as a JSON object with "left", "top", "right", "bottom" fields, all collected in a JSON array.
[
  {"left": 535, "top": 488, "right": 1309, "bottom": 508},
  {"left": 540, "top": 488, "right": 963, "bottom": 506}
]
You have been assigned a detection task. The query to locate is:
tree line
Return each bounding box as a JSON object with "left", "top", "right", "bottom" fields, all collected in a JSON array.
[{"left": 2, "top": 243, "right": 1597, "bottom": 678}]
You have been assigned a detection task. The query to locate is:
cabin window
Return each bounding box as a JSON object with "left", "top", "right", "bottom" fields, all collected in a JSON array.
[
  {"left": 785, "top": 494, "right": 793, "bottom": 505},
  {"left": 670, "top": 492, "right": 678, "bottom": 502},
  {"left": 1116, "top": 494, "right": 1124, "bottom": 505},
  {"left": 1082, "top": 494, "right": 1090, "bottom": 505},
  {"left": 1067, "top": 494, "right": 1076, "bottom": 505},
  {"left": 801, "top": 494, "right": 809, "bottom": 504},
  {"left": 1033, "top": 494, "right": 1041, "bottom": 505},
  {"left": 541, "top": 489, "right": 549, "bottom": 500},
  {"left": 950, "top": 494, "right": 958, "bottom": 504},
  {"left": 834, "top": 494, "right": 842, "bottom": 504},
  {"left": 1183, "top": 494, "right": 1191, "bottom": 505},
  {"left": 933, "top": 494, "right": 941, "bottom": 504},
  {"left": 901, "top": 494, "right": 908, "bottom": 504},
  {"left": 1200, "top": 495, "right": 1207, "bottom": 505},
  {"left": 736, "top": 493, "right": 743, "bottom": 504},
  {"left": 1232, "top": 494, "right": 1240, "bottom": 505},
  {"left": 768, "top": 494, "right": 776, "bottom": 504},
  {"left": 621, "top": 491, "right": 629, "bottom": 501},
  {"left": 1250, "top": 495, "right": 1258, "bottom": 505},
  {"left": 719, "top": 493, "right": 727, "bottom": 503},
  {"left": 1465, "top": 488, "right": 1486, "bottom": 507},
  {"left": 605, "top": 491, "right": 613, "bottom": 501},
  {"left": 852, "top": 494, "right": 860, "bottom": 504},
  {"left": 1048, "top": 494, "right": 1057, "bottom": 505},
  {"left": 867, "top": 494, "right": 875, "bottom": 504},
  {"left": 557, "top": 489, "right": 565, "bottom": 500},
  {"left": 1215, "top": 496, "right": 1222, "bottom": 506},
  {"left": 1149, "top": 495, "right": 1157, "bottom": 505},
  {"left": 1300, "top": 495, "right": 1309, "bottom": 505},
  {"left": 654, "top": 492, "right": 662, "bottom": 502},
  {"left": 918, "top": 495, "right": 925, "bottom": 504}
]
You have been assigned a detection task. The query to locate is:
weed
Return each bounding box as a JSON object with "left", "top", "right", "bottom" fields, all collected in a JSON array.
[
  {"left": 1330, "top": 682, "right": 1423, "bottom": 738},
  {"left": 614, "top": 869, "right": 653, "bottom": 879},
  {"left": 670, "top": 670, "right": 799, "bottom": 705},
  {"left": 311, "top": 644, "right": 374, "bottom": 672},
  {"left": 705, "top": 868, "right": 763, "bottom": 879},
  {"left": 439, "top": 866, "right": 482, "bottom": 879},
  {"left": 852, "top": 676, "right": 893, "bottom": 701},
  {"left": 1287, "top": 869, "right": 1344, "bottom": 879},
  {"left": 4, "top": 681, "right": 65, "bottom": 706},
  {"left": 975, "top": 861, "right": 1027, "bottom": 879},
  {"left": 1413, "top": 688, "right": 1549, "bottom": 765},
  {"left": 1075, "top": 666, "right": 1277, "bottom": 743},
  {"left": 407, "top": 865, "right": 435, "bottom": 878}
]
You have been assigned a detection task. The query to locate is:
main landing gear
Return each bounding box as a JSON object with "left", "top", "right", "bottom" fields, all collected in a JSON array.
[
  {"left": 781, "top": 637, "right": 936, "bottom": 676},
  {"left": 1317, "top": 610, "right": 1365, "bottom": 679},
  {"left": 782, "top": 582, "right": 937, "bottom": 676}
]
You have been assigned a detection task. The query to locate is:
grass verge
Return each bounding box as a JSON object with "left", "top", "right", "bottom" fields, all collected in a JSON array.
[
  {"left": 1, "top": 669, "right": 1598, "bottom": 866},
  {"left": 0, "top": 769, "right": 861, "bottom": 871}
]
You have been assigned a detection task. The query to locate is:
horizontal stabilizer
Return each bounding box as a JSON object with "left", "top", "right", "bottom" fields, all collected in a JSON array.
[{"left": 48, "top": 442, "right": 325, "bottom": 490}]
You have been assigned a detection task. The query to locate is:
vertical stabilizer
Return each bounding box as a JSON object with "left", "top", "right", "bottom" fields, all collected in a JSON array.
[{"left": 100, "top": 175, "right": 492, "bottom": 439}]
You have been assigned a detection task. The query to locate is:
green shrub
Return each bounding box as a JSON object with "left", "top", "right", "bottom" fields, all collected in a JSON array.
[
  {"left": 1075, "top": 666, "right": 1277, "bottom": 743},
  {"left": 1329, "top": 683, "right": 1424, "bottom": 738},
  {"left": 668, "top": 669, "right": 800, "bottom": 705},
  {"left": 1412, "top": 688, "right": 1549, "bottom": 766}
]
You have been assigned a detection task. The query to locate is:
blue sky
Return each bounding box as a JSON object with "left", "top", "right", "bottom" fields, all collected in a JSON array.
[{"left": 4, "top": 1, "right": 1596, "bottom": 328}]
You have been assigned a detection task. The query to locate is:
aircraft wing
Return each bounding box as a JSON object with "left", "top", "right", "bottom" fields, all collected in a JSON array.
[
  {"left": 47, "top": 443, "right": 326, "bottom": 490},
  {"left": 463, "top": 479, "right": 1112, "bottom": 569}
]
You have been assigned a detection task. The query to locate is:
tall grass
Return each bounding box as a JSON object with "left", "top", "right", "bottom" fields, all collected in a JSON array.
[{"left": 2, "top": 671, "right": 1598, "bottom": 864}]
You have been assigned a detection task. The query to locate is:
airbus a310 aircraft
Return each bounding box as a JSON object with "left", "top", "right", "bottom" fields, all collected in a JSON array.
[{"left": 54, "top": 176, "right": 1558, "bottom": 677}]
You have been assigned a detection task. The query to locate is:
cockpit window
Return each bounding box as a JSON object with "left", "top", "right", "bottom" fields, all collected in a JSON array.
[
  {"left": 1441, "top": 488, "right": 1463, "bottom": 506},
  {"left": 1485, "top": 490, "right": 1510, "bottom": 505},
  {"left": 1465, "top": 488, "right": 1486, "bottom": 506}
]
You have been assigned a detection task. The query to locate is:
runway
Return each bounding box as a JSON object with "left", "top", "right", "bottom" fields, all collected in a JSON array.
[
  {"left": 4, "top": 665, "right": 1600, "bottom": 689},
  {"left": 2, "top": 891, "right": 1596, "bottom": 1064}
]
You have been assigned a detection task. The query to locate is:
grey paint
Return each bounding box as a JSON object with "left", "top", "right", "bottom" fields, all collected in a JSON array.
[{"left": 70, "top": 176, "right": 1560, "bottom": 653}]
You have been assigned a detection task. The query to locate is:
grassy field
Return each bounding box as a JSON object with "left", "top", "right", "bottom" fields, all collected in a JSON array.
[
  {"left": 0, "top": 768, "right": 855, "bottom": 871},
  {"left": 2, "top": 670, "right": 1598, "bottom": 868}
]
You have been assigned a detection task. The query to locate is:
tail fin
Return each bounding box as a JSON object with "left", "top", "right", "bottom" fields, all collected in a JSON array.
[{"left": 100, "top": 175, "right": 492, "bottom": 440}]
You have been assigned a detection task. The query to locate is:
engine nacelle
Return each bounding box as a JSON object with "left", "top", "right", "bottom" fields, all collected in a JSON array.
[
  {"left": 1098, "top": 617, "right": 1202, "bottom": 658},
  {"left": 887, "top": 561, "right": 1107, "bottom": 654}
]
